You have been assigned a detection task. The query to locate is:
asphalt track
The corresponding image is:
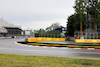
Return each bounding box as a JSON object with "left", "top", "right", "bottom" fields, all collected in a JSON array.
[{"left": 0, "top": 38, "right": 100, "bottom": 59}]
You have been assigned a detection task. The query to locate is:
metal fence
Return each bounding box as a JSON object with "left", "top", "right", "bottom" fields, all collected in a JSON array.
[
  {"left": 74, "top": 31, "right": 100, "bottom": 39},
  {"left": 39, "top": 34, "right": 61, "bottom": 38}
]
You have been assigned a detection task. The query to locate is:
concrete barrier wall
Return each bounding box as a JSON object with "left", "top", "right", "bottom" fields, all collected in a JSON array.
[
  {"left": 28, "top": 37, "right": 65, "bottom": 42},
  {"left": 0, "top": 36, "right": 34, "bottom": 39}
]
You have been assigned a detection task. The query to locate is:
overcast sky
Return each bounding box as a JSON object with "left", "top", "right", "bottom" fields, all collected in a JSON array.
[{"left": 0, "top": 0, "right": 75, "bottom": 30}]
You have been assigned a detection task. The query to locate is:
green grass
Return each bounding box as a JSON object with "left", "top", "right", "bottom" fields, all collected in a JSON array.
[{"left": 0, "top": 53, "right": 100, "bottom": 67}]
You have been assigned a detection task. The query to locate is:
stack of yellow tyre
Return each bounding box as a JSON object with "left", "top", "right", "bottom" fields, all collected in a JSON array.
[{"left": 28, "top": 37, "right": 65, "bottom": 42}]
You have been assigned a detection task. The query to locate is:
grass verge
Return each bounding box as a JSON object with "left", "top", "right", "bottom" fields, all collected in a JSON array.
[{"left": 0, "top": 53, "right": 100, "bottom": 67}]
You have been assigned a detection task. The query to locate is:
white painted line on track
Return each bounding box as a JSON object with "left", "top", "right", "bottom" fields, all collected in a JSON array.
[
  {"left": 74, "top": 48, "right": 81, "bottom": 50},
  {"left": 88, "top": 48, "right": 95, "bottom": 50}
]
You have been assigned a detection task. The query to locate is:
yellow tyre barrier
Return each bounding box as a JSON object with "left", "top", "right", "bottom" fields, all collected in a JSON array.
[
  {"left": 28, "top": 37, "right": 65, "bottom": 42},
  {"left": 26, "top": 38, "right": 100, "bottom": 48},
  {"left": 76, "top": 39, "right": 100, "bottom": 43}
]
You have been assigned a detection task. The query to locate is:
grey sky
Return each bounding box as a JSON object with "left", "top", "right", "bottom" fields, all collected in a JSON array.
[{"left": 0, "top": 0, "right": 75, "bottom": 30}]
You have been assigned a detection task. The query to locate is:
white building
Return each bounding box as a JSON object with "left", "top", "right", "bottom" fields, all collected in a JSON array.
[
  {"left": 22, "top": 30, "right": 34, "bottom": 36},
  {"left": 0, "top": 18, "right": 22, "bottom": 36}
]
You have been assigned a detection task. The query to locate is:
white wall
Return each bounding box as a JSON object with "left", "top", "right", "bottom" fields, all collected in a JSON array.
[{"left": 25, "top": 30, "right": 31, "bottom": 35}]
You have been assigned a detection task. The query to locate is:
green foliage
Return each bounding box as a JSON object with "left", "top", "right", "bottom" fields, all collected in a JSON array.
[
  {"left": 35, "top": 33, "right": 39, "bottom": 37},
  {"left": 67, "top": 0, "right": 100, "bottom": 36},
  {"left": 74, "top": 0, "right": 100, "bottom": 24},
  {"left": 67, "top": 14, "right": 86, "bottom": 36},
  {"left": 96, "top": 2, "right": 100, "bottom": 12},
  {"left": 34, "top": 29, "right": 45, "bottom": 37},
  {"left": 96, "top": 2, "right": 100, "bottom": 25},
  {"left": 34, "top": 29, "right": 45, "bottom": 34},
  {"left": 74, "top": 0, "right": 85, "bottom": 20},
  {"left": 86, "top": 0, "right": 100, "bottom": 24},
  {"left": 46, "top": 32, "right": 61, "bottom": 34},
  {"left": 96, "top": 14, "right": 100, "bottom": 25},
  {"left": 34, "top": 23, "right": 63, "bottom": 37},
  {"left": 46, "top": 23, "right": 61, "bottom": 31}
]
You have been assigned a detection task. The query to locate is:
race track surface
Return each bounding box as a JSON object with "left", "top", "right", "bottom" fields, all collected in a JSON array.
[{"left": 0, "top": 38, "right": 100, "bottom": 59}]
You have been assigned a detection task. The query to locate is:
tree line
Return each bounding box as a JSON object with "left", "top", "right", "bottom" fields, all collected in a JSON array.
[
  {"left": 34, "top": 23, "right": 63, "bottom": 37},
  {"left": 67, "top": 0, "right": 100, "bottom": 36}
]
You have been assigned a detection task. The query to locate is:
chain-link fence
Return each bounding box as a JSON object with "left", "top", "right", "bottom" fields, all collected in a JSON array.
[
  {"left": 74, "top": 31, "right": 100, "bottom": 39},
  {"left": 39, "top": 34, "right": 61, "bottom": 38}
]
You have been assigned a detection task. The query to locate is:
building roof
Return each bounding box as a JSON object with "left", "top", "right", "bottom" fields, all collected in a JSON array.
[
  {"left": 0, "top": 18, "right": 21, "bottom": 33},
  {"left": 0, "top": 27, "right": 7, "bottom": 33},
  {"left": 0, "top": 19, "right": 18, "bottom": 28}
]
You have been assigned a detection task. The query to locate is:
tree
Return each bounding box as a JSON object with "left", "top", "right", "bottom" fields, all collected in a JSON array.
[
  {"left": 96, "top": 2, "right": 100, "bottom": 13},
  {"left": 46, "top": 23, "right": 61, "bottom": 31},
  {"left": 74, "top": 0, "right": 86, "bottom": 36},
  {"left": 86, "top": 0, "right": 100, "bottom": 31},
  {"left": 34, "top": 29, "right": 45, "bottom": 34},
  {"left": 96, "top": 1, "right": 100, "bottom": 26},
  {"left": 34, "top": 29, "right": 45, "bottom": 37},
  {"left": 67, "top": 0, "right": 100, "bottom": 36},
  {"left": 67, "top": 13, "right": 86, "bottom": 36}
]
